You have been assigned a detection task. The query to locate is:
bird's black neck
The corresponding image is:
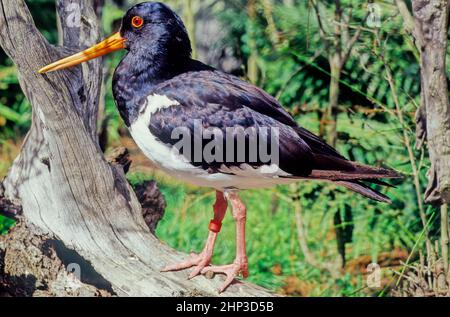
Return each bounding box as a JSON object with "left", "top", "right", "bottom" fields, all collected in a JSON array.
[
  {"left": 113, "top": 49, "right": 213, "bottom": 126},
  {"left": 113, "top": 50, "right": 179, "bottom": 126}
]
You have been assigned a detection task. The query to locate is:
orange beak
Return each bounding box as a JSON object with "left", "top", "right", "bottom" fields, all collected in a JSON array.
[{"left": 39, "top": 32, "right": 126, "bottom": 74}]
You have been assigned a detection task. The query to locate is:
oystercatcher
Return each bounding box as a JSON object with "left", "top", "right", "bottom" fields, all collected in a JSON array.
[{"left": 39, "top": 1, "right": 401, "bottom": 292}]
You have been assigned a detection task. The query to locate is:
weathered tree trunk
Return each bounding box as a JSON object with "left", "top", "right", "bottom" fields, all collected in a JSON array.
[
  {"left": 412, "top": 0, "right": 450, "bottom": 280},
  {"left": 396, "top": 0, "right": 450, "bottom": 283},
  {"left": 0, "top": 0, "right": 272, "bottom": 297},
  {"left": 412, "top": 0, "right": 450, "bottom": 205}
]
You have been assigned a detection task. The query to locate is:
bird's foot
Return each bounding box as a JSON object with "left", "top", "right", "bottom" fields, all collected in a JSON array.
[
  {"left": 162, "top": 252, "right": 212, "bottom": 279},
  {"left": 201, "top": 259, "right": 249, "bottom": 293}
]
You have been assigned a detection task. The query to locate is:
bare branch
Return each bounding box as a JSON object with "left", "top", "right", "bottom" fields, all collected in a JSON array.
[
  {"left": 311, "top": 0, "right": 329, "bottom": 42},
  {"left": 333, "top": 0, "right": 343, "bottom": 50},
  {"left": 395, "top": 0, "right": 415, "bottom": 34},
  {"left": 341, "top": 4, "right": 353, "bottom": 45},
  {"left": 339, "top": 12, "right": 369, "bottom": 67},
  {"left": 340, "top": 27, "right": 362, "bottom": 67}
]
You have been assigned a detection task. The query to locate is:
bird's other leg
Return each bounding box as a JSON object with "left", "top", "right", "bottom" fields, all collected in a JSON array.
[
  {"left": 201, "top": 191, "right": 249, "bottom": 293},
  {"left": 162, "top": 191, "right": 227, "bottom": 278}
]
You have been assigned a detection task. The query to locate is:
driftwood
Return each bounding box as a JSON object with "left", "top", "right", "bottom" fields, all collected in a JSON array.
[{"left": 0, "top": 0, "right": 272, "bottom": 297}]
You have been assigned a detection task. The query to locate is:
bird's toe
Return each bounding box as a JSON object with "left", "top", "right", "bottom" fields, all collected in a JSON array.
[
  {"left": 188, "top": 261, "right": 209, "bottom": 279},
  {"left": 162, "top": 252, "right": 212, "bottom": 276},
  {"left": 161, "top": 254, "right": 200, "bottom": 273},
  {"left": 201, "top": 262, "right": 249, "bottom": 293}
]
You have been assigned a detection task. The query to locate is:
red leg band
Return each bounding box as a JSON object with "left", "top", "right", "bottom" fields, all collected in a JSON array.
[{"left": 209, "top": 219, "right": 222, "bottom": 233}]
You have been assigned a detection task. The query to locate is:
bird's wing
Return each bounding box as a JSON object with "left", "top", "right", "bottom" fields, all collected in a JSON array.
[
  {"left": 145, "top": 71, "right": 323, "bottom": 177},
  {"left": 157, "top": 70, "right": 347, "bottom": 160},
  {"left": 149, "top": 70, "right": 400, "bottom": 179}
]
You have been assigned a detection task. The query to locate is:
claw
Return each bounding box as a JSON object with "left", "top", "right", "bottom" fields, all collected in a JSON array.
[
  {"left": 201, "top": 261, "right": 249, "bottom": 293},
  {"left": 188, "top": 259, "right": 209, "bottom": 279}
]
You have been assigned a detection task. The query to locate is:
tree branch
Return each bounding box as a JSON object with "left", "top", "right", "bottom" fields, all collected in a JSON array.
[
  {"left": 395, "top": 0, "right": 415, "bottom": 34},
  {"left": 340, "top": 26, "right": 362, "bottom": 68},
  {"left": 311, "top": 0, "right": 329, "bottom": 43}
]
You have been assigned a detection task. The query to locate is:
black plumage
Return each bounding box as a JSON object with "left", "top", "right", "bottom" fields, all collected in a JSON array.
[{"left": 148, "top": 71, "right": 313, "bottom": 176}]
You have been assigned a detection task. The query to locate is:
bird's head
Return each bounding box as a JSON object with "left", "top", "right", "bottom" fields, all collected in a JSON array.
[
  {"left": 121, "top": 2, "right": 191, "bottom": 56},
  {"left": 39, "top": 2, "right": 191, "bottom": 74}
]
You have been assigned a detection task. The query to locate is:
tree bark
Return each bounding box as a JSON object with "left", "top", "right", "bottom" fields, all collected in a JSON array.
[
  {"left": 396, "top": 0, "right": 450, "bottom": 285},
  {"left": 0, "top": 0, "right": 272, "bottom": 297},
  {"left": 412, "top": 0, "right": 450, "bottom": 205}
]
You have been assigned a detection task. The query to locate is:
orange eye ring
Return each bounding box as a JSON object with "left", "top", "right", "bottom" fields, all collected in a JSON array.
[{"left": 131, "top": 16, "right": 144, "bottom": 28}]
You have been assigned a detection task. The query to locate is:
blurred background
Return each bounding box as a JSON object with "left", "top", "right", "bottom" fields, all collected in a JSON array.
[{"left": 0, "top": 0, "right": 447, "bottom": 296}]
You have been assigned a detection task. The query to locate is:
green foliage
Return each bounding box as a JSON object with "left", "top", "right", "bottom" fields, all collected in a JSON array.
[
  {"left": 0, "top": 215, "right": 14, "bottom": 235},
  {"left": 0, "top": 0, "right": 57, "bottom": 140}
]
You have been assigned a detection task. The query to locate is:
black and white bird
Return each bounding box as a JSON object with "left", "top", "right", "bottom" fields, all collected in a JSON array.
[{"left": 39, "top": 1, "right": 401, "bottom": 292}]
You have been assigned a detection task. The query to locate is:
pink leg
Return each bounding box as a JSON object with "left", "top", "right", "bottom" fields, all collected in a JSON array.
[
  {"left": 162, "top": 191, "right": 227, "bottom": 279},
  {"left": 201, "top": 191, "right": 249, "bottom": 293}
]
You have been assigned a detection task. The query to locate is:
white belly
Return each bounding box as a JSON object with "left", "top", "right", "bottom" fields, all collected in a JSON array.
[{"left": 129, "top": 94, "right": 296, "bottom": 190}]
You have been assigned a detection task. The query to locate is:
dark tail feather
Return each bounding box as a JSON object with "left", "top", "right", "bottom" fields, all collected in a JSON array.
[
  {"left": 301, "top": 153, "right": 402, "bottom": 203},
  {"left": 310, "top": 155, "right": 403, "bottom": 181},
  {"left": 308, "top": 155, "right": 402, "bottom": 203},
  {"left": 336, "top": 181, "right": 392, "bottom": 203},
  {"left": 362, "top": 178, "right": 396, "bottom": 188}
]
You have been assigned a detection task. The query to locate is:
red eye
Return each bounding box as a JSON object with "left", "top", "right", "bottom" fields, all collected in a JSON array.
[{"left": 131, "top": 16, "right": 144, "bottom": 28}]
